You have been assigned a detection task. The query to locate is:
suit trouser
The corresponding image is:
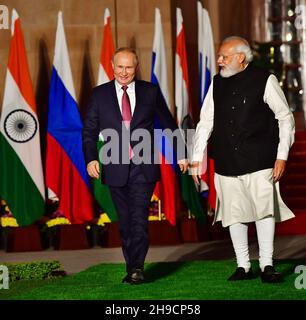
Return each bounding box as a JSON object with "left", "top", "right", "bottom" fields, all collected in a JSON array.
[{"left": 109, "top": 163, "right": 155, "bottom": 273}]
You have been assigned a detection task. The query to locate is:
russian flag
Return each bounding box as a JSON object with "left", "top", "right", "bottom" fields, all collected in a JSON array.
[
  {"left": 197, "top": 1, "right": 216, "bottom": 210},
  {"left": 151, "top": 8, "right": 170, "bottom": 110},
  {"left": 151, "top": 8, "right": 181, "bottom": 226},
  {"left": 198, "top": 1, "right": 216, "bottom": 104},
  {"left": 46, "top": 12, "right": 95, "bottom": 223}
]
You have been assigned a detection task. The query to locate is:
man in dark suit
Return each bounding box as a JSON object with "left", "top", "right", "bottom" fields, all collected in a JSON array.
[{"left": 83, "top": 48, "right": 188, "bottom": 284}]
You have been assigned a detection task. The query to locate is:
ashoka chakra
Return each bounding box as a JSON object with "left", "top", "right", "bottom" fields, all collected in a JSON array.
[{"left": 4, "top": 109, "right": 38, "bottom": 143}]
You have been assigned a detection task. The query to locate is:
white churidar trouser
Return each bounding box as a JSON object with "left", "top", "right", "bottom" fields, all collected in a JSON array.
[{"left": 229, "top": 216, "right": 275, "bottom": 271}]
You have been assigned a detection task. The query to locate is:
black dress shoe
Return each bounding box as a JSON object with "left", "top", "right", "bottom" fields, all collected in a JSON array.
[
  {"left": 122, "top": 274, "right": 132, "bottom": 284},
  {"left": 228, "top": 267, "right": 254, "bottom": 281},
  {"left": 261, "top": 266, "right": 282, "bottom": 283},
  {"left": 122, "top": 268, "right": 145, "bottom": 284},
  {"left": 129, "top": 268, "right": 145, "bottom": 284}
]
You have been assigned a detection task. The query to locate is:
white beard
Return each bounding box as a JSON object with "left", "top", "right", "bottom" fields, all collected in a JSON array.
[
  {"left": 220, "top": 65, "right": 240, "bottom": 78},
  {"left": 219, "top": 59, "right": 243, "bottom": 78}
]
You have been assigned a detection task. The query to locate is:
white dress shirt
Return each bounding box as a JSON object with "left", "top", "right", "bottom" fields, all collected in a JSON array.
[
  {"left": 192, "top": 74, "right": 295, "bottom": 163},
  {"left": 114, "top": 80, "right": 136, "bottom": 115}
]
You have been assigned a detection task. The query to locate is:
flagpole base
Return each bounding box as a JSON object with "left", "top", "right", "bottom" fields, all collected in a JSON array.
[
  {"left": 101, "top": 222, "right": 122, "bottom": 248},
  {"left": 101, "top": 221, "right": 182, "bottom": 247},
  {"left": 54, "top": 224, "right": 90, "bottom": 250},
  {"left": 6, "top": 225, "right": 42, "bottom": 252},
  {"left": 178, "top": 217, "right": 210, "bottom": 243},
  {"left": 149, "top": 220, "right": 181, "bottom": 246}
]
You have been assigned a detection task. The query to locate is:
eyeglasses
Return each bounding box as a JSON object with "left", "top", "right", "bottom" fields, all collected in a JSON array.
[{"left": 217, "top": 52, "right": 241, "bottom": 61}]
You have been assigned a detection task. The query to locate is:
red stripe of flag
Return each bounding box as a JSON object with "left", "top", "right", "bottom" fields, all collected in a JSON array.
[{"left": 46, "top": 134, "right": 95, "bottom": 223}]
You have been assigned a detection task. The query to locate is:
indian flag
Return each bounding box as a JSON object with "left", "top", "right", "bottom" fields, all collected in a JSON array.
[
  {"left": 94, "top": 8, "right": 118, "bottom": 222},
  {"left": 175, "top": 7, "right": 206, "bottom": 224},
  {"left": 176, "top": 7, "right": 192, "bottom": 129},
  {"left": 0, "top": 9, "right": 45, "bottom": 226},
  {"left": 97, "top": 8, "right": 115, "bottom": 86}
]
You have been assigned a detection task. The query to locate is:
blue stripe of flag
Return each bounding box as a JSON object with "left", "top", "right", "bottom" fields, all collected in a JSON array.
[
  {"left": 151, "top": 52, "right": 158, "bottom": 85},
  {"left": 204, "top": 56, "right": 212, "bottom": 100},
  {"left": 152, "top": 52, "right": 179, "bottom": 172},
  {"left": 199, "top": 52, "right": 204, "bottom": 105},
  {"left": 48, "top": 66, "right": 90, "bottom": 188},
  {"left": 154, "top": 117, "right": 178, "bottom": 172},
  {"left": 200, "top": 55, "right": 212, "bottom": 106}
]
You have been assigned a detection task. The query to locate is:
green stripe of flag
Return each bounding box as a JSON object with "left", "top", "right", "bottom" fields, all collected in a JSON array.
[
  {"left": 180, "top": 172, "right": 206, "bottom": 225},
  {"left": 93, "top": 140, "right": 118, "bottom": 221},
  {"left": 0, "top": 133, "right": 45, "bottom": 226}
]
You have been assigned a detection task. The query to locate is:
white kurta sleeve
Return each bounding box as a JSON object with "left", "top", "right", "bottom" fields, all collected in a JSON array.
[
  {"left": 263, "top": 74, "right": 295, "bottom": 161},
  {"left": 192, "top": 81, "right": 214, "bottom": 162}
]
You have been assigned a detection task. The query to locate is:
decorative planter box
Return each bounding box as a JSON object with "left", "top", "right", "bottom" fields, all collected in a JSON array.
[
  {"left": 101, "top": 222, "right": 122, "bottom": 248},
  {"left": 149, "top": 220, "right": 181, "bottom": 246},
  {"left": 6, "top": 225, "right": 42, "bottom": 252},
  {"left": 178, "top": 217, "right": 210, "bottom": 243},
  {"left": 53, "top": 224, "right": 90, "bottom": 250}
]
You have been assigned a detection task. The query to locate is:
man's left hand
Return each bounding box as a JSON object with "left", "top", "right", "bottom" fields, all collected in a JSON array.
[
  {"left": 273, "top": 159, "right": 286, "bottom": 182},
  {"left": 178, "top": 159, "right": 189, "bottom": 174}
]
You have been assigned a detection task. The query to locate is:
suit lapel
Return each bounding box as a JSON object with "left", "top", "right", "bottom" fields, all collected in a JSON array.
[
  {"left": 130, "top": 80, "right": 141, "bottom": 130},
  {"left": 110, "top": 80, "right": 123, "bottom": 123}
]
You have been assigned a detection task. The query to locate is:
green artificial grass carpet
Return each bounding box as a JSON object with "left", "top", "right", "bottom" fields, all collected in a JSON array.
[{"left": 1, "top": 260, "right": 306, "bottom": 300}]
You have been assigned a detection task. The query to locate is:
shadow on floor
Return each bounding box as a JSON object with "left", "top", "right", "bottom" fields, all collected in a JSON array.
[
  {"left": 143, "top": 259, "right": 305, "bottom": 283},
  {"left": 144, "top": 261, "right": 188, "bottom": 283},
  {"left": 164, "top": 237, "right": 258, "bottom": 262},
  {"left": 275, "top": 258, "right": 306, "bottom": 280}
]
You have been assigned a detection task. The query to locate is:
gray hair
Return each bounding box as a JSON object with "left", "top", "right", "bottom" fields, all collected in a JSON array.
[
  {"left": 222, "top": 36, "right": 253, "bottom": 63},
  {"left": 112, "top": 47, "right": 139, "bottom": 66}
]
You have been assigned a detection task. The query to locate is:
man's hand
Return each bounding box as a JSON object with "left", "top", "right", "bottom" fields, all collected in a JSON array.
[
  {"left": 178, "top": 159, "right": 189, "bottom": 174},
  {"left": 191, "top": 161, "right": 202, "bottom": 185},
  {"left": 87, "top": 160, "right": 100, "bottom": 179},
  {"left": 273, "top": 159, "right": 286, "bottom": 182}
]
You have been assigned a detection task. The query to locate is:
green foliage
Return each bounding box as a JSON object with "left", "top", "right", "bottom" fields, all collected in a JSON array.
[{"left": 2, "top": 260, "right": 65, "bottom": 282}]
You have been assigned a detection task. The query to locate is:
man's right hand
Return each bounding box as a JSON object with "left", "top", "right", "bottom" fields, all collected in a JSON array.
[
  {"left": 191, "top": 161, "right": 202, "bottom": 185},
  {"left": 87, "top": 160, "right": 100, "bottom": 179}
]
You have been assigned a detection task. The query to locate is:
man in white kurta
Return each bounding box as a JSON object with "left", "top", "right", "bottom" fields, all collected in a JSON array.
[{"left": 192, "top": 36, "right": 295, "bottom": 283}]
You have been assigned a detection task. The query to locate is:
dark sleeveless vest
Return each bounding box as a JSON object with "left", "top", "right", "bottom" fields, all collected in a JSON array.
[{"left": 211, "top": 64, "right": 279, "bottom": 176}]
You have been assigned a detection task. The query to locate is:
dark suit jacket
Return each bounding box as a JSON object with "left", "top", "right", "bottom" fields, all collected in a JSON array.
[{"left": 82, "top": 80, "right": 185, "bottom": 187}]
